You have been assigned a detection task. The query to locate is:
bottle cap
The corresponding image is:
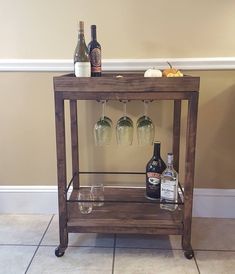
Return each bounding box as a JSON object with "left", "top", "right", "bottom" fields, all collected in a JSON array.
[
  {"left": 154, "top": 141, "right": 161, "bottom": 144},
  {"left": 79, "top": 21, "right": 84, "bottom": 31},
  {"left": 167, "top": 153, "right": 174, "bottom": 164}
]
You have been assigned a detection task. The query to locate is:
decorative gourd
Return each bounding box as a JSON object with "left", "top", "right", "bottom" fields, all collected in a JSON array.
[
  {"left": 163, "top": 62, "right": 183, "bottom": 77},
  {"left": 144, "top": 68, "right": 162, "bottom": 77}
]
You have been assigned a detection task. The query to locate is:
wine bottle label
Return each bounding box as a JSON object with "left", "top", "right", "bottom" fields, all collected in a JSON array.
[
  {"left": 90, "top": 48, "right": 101, "bottom": 72},
  {"left": 161, "top": 180, "right": 175, "bottom": 200},
  {"left": 74, "top": 62, "right": 91, "bottom": 77}
]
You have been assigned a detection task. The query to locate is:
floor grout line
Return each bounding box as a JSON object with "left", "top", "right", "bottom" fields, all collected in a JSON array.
[
  {"left": 1, "top": 242, "right": 235, "bottom": 253},
  {"left": 111, "top": 234, "right": 117, "bottom": 274},
  {"left": 24, "top": 214, "right": 55, "bottom": 274},
  {"left": 192, "top": 248, "right": 235, "bottom": 252},
  {"left": 0, "top": 244, "right": 38, "bottom": 247},
  {"left": 114, "top": 246, "right": 183, "bottom": 250},
  {"left": 39, "top": 244, "right": 114, "bottom": 248},
  {"left": 193, "top": 251, "right": 201, "bottom": 274}
]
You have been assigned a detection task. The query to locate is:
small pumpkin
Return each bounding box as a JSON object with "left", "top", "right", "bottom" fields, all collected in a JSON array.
[
  {"left": 163, "top": 62, "right": 183, "bottom": 77},
  {"left": 144, "top": 67, "right": 162, "bottom": 77}
]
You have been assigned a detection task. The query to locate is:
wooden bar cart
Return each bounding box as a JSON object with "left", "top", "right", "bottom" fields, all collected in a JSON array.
[{"left": 53, "top": 72, "right": 200, "bottom": 259}]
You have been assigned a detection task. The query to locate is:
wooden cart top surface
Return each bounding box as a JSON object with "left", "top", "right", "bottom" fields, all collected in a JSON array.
[{"left": 54, "top": 72, "right": 200, "bottom": 93}]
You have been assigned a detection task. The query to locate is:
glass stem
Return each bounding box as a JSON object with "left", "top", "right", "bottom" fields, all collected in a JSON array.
[
  {"left": 101, "top": 100, "right": 106, "bottom": 120},
  {"left": 123, "top": 101, "right": 127, "bottom": 118},
  {"left": 144, "top": 100, "right": 149, "bottom": 117}
]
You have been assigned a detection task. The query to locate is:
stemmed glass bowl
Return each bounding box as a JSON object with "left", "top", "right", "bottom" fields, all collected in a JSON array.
[
  {"left": 116, "top": 101, "right": 134, "bottom": 145},
  {"left": 94, "top": 100, "right": 112, "bottom": 146},
  {"left": 136, "top": 100, "right": 155, "bottom": 145}
]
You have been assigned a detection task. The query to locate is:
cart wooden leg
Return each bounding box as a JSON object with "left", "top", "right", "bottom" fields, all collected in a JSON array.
[
  {"left": 55, "top": 93, "right": 68, "bottom": 257},
  {"left": 182, "top": 93, "right": 199, "bottom": 259},
  {"left": 70, "top": 100, "right": 79, "bottom": 189},
  {"left": 173, "top": 100, "right": 181, "bottom": 173}
]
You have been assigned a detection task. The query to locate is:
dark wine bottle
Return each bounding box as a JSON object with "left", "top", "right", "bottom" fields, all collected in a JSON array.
[
  {"left": 146, "top": 142, "right": 167, "bottom": 200},
  {"left": 88, "top": 25, "right": 102, "bottom": 77}
]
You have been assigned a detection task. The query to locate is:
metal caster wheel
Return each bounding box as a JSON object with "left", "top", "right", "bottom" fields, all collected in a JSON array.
[
  {"left": 55, "top": 246, "right": 65, "bottom": 257},
  {"left": 184, "top": 250, "right": 194, "bottom": 259}
]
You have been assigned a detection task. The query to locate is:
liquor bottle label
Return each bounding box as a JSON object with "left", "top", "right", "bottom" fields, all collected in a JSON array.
[
  {"left": 147, "top": 172, "right": 161, "bottom": 184},
  {"left": 146, "top": 172, "right": 161, "bottom": 198},
  {"left": 161, "top": 180, "right": 175, "bottom": 200},
  {"left": 74, "top": 62, "right": 91, "bottom": 77},
  {"left": 90, "top": 48, "right": 101, "bottom": 72}
]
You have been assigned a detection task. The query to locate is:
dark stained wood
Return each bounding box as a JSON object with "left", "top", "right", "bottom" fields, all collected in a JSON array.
[
  {"left": 68, "top": 226, "right": 182, "bottom": 235},
  {"left": 173, "top": 100, "right": 182, "bottom": 172},
  {"left": 67, "top": 188, "right": 183, "bottom": 235},
  {"left": 60, "top": 91, "right": 193, "bottom": 101},
  {"left": 54, "top": 93, "right": 68, "bottom": 250},
  {"left": 54, "top": 74, "right": 200, "bottom": 93},
  {"left": 70, "top": 100, "right": 79, "bottom": 189},
  {"left": 53, "top": 73, "right": 200, "bottom": 255},
  {"left": 182, "top": 92, "right": 199, "bottom": 250}
]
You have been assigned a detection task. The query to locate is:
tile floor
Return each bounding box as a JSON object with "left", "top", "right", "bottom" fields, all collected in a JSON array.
[{"left": 0, "top": 215, "right": 234, "bottom": 274}]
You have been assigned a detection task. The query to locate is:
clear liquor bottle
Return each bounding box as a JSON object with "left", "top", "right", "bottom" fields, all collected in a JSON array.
[{"left": 160, "top": 153, "right": 178, "bottom": 211}]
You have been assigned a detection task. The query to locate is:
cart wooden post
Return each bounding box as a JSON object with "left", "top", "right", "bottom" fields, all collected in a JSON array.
[
  {"left": 70, "top": 100, "right": 80, "bottom": 190},
  {"left": 172, "top": 100, "right": 181, "bottom": 173},
  {"left": 54, "top": 93, "right": 68, "bottom": 257},
  {"left": 182, "top": 92, "right": 199, "bottom": 259}
]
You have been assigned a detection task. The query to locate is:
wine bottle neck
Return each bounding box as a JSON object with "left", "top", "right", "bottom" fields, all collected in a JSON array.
[
  {"left": 78, "top": 32, "right": 86, "bottom": 44},
  {"left": 91, "top": 25, "right": 97, "bottom": 40},
  {"left": 153, "top": 143, "right": 161, "bottom": 158},
  {"left": 78, "top": 21, "right": 85, "bottom": 37},
  {"left": 167, "top": 153, "right": 174, "bottom": 169}
]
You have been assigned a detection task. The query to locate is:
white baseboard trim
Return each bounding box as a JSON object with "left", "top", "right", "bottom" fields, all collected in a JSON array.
[
  {"left": 193, "top": 188, "right": 235, "bottom": 218},
  {"left": 0, "top": 57, "right": 235, "bottom": 72},
  {"left": 0, "top": 186, "right": 58, "bottom": 214},
  {"left": 0, "top": 186, "right": 234, "bottom": 218}
]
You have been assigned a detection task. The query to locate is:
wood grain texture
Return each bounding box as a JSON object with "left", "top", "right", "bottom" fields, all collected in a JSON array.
[
  {"left": 182, "top": 92, "right": 199, "bottom": 251},
  {"left": 67, "top": 188, "right": 183, "bottom": 235},
  {"left": 69, "top": 100, "right": 79, "bottom": 189},
  {"left": 53, "top": 72, "right": 200, "bottom": 254},
  {"left": 54, "top": 73, "right": 200, "bottom": 93},
  {"left": 173, "top": 100, "right": 182, "bottom": 172},
  {"left": 54, "top": 93, "right": 68, "bottom": 249}
]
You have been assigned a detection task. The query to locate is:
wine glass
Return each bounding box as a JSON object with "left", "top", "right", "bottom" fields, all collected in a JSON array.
[
  {"left": 137, "top": 100, "right": 155, "bottom": 145},
  {"left": 94, "top": 101, "right": 112, "bottom": 146},
  {"left": 116, "top": 101, "right": 134, "bottom": 145}
]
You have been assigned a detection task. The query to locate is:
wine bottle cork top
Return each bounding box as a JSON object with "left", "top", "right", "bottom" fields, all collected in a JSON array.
[{"left": 79, "top": 21, "right": 84, "bottom": 31}]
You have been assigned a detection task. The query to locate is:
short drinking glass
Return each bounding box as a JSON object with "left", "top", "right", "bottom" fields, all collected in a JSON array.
[
  {"left": 78, "top": 189, "right": 93, "bottom": 214},
  {"left": 91, "top": 183, "right": 104, "bottom": 207}
]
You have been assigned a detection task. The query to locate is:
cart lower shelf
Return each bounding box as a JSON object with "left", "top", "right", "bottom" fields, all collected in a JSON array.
[{"left": 67, "top": 187, "right": 183, "bottom": 235}]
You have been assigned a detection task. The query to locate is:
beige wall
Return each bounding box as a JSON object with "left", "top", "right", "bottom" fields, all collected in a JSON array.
[
  {"left": 0, "top": 1, "right": 235, "bottom": 189},
  {"left": 1, "top": 0, "right": 235, "bottom": 58}
]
